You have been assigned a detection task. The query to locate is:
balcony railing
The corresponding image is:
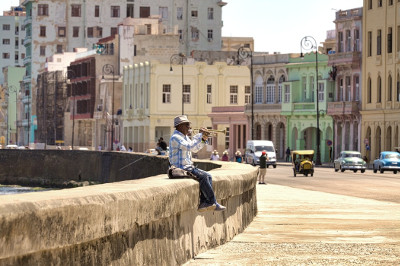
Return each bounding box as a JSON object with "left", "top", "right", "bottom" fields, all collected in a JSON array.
[
  {"left": 244, "top": 103, "right": 281, "bottom": 113},
  {"left": 327, "top": 101, "right": 359, "bottom": 115},
  {"left": 293, "top": 102, "right": 315, "bottom": 111}
]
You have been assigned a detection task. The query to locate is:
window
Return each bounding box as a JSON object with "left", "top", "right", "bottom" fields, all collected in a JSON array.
[
  {"left": 302, "top": 77, "right": 307, "bottom": 100},
  {"left": 111, "top": 27, "right": 118, "bottom": 36},
  {"left": 346, "top": 30, "right": 351, "bottom": 52},
  {"left": 284, "top": 85, "right": 290, "bottom": 103},
  {"left": 127, "top": 4, "right": 134, "bottom": 18},
  {"left": 208, "top": 8, "right": 214, "bottom": 20},
  {"left": 355, "top": 76, "right": 360, "bottom": 101},
  {"left": 58, "top": 27, "right": 66, "bottom": 37},
  {"left": 346, "top": 76, "right": 351, "bottom": 101},
  {"left": 378, "top": 0, "right": 382, "bottom": 7},
  {"left": 87, "top": 27, "right": 102, "bottom": 38},
  {"left": 225, "top": 127, "right": 230, "bottom": 150},
  {"left": 388, "top": 75, "right": 393, "bottom": 101},
  {"left": 266, "top": 76, "right": 275, "bottom": 103},
  {"left": 14, "top": 52, "right": 18, "bottom": 61},
  {"left": 162, "top": 84, "right": 171, "bottom": 103},
  {"left": 178, "top": 29, "right": 183, "bottom": 41},
  {"left": 95, "top": 5, "right": 99, "bottom": 17},
  {"left": 140, "top": 7, "right": 150, "bottom": 18},
  {"left": 318, "top": 83, "right": 324, "bottom": 101},
  {"left": 40, "top": 46, "right": 45, "bottom": 56},
  {"left": 191, "top": 28, "right": 199, "bottom": 41},
  {"left": 38, "top": 4, "right": 48, "bottom": 16},
  {"left": 21, "top": 53, "right": 25, "bottom": 59},
  {"left": 388, "top": 27, "right": 393, "bottom": 53},
  {"left": 183, "top": 85, "right": 191, "bottom": 103},
  {"left": 368, "top": 31, "right": 372, "bottom": 56},
  {"left": 245, "top": 86, "right": 251, "bottom": 104},
  {"left": 389, "top": 0, "right": 393, "bottom": 5},
  {"left": 207, "top": 84, "right": 212, "bottom": 104},
  {"left": 230, "top": 86, "right": 238, "bottom": 104},
  {"left": 367, "top": 77, "right": 372, "bottom": 103},
  {"left": 40, "top": 26, "right": 46, "bottom": 37},
  {"left": 2, "top": 53, "right": 10, "bottom": 59},
  {"left": 191, "top": 10, "right": 198, "bottom": 18},
  {"left": 111, "top": 6, "right": 120, "bottom": 17},
  {"left": 377, "top": 76, "right": 382, "bottom": 103},
  {"left": 87, "top": 27, "right": 93, "bottom": 38},
  {"left": 2, "top": 39, "right": 10, "bottom": 45},
  {"left": 354, "top": 29, "right": 360, "bottom": 51},
  {"left": 278, "top": 75, "right": 285, "bottom": 103},
  {"left": 338, "top": 32, "right": 343, "bottom": 52},
  {"left": 397, "top": 75, "right": 400, "bottom": 102},
  {"left": 207, "top": 29, "right": 213, "bottom": 41},
  {"left": 71, "top": 5, "right": 81, "bottom": 17},
  {"left": 368, "top": 0, "right": 372, "bottom": 9},
  {"left": 73, "top": 26, "right": 79, "bottom": 37},
  {"left": 177, "top": 7, "right": 183, "bottom": 20},
  {"left": 377, "top": 29, "right": 381, "bottom": 55},
  {"left": 159, "top": 7, "right": 168, "bottom": 19},
  {"left": 255, "top": 84, "right": 263, "bottom": 103},
  {"left": 56, "top": 45, "right": 63, "bottom": 53}
]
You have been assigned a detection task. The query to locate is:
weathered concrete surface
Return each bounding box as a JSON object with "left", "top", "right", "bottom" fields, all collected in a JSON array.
[
  {"left": 0, "top": 161, "right": 258, "bottom": 265},
  {"left": 185, "top": 184, "right": 400, "bottom": 265},
  {"left": 0, "top": 150, "right": 220, "bottom": 187}
]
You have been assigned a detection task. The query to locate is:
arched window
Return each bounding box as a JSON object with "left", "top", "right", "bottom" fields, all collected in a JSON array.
[
  {"left": 266, "top": 76, "right": 275, "bottom": 103},
  {"left": 367, "top": 77, "right": 372, "bottom": 103},
  {"left": 278, "top": 75, "right": 285, "bottom": 103},
  {"left": 388, "top": 74, "right": 393, "bottom": 101},
  {"left": 254, "top": 75, "right": 263, "bottom": 104}
]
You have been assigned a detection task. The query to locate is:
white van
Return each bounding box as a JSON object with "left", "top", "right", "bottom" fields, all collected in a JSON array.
[{"left": 245, "top": 140, "right": 277, "bottom": 168}]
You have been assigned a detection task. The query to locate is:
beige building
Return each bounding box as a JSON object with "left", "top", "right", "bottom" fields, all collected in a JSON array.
[
  {"left": 122, "top": 60, "right": 250, "bottom": 159},
  {"left": 361, "top": 0, "right": 400, "bottom": 160}
]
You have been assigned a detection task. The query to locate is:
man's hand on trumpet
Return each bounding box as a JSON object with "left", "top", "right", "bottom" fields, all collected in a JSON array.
[{"left": 199, "top": 127, "right": 210, "bottom": 141}]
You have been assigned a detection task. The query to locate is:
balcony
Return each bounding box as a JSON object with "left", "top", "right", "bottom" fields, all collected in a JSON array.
[
  {"left": 293, "top": 102, "right": 315, "bottom": 111},
  {"left": 327, "top": 101, "right": 360, "bottom": 116},
  {"left": 23, "top": 55, "right": 31, "bottom": 65},
  {"left": 23, "top": 16, "right": 32, "bottom": 27},
  {"left": 24, "top": 35, "right": 32, "bottom": 46},
  {"left": 244, "top": 103, "right": 281, "bottom": 113},
  {"left": 328, "top": 51, "right": 361, "bottom": 67}
]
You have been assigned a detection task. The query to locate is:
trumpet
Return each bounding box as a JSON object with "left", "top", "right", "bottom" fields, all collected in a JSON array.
[{"left": 191, "top": 128, "right": 227, "bottom": 136}]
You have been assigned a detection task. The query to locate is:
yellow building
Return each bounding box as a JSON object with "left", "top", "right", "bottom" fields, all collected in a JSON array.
[
  {"left": 361, "top": 0, "right": 400, "bottom": 160},
  {"left": 122, "top": 60, "right": 250, "bottom": 159}
]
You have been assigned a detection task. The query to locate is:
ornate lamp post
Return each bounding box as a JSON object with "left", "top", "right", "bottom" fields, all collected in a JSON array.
[
  {"left": 65, "top": 69, "right": 76, "bottom": 149},
  {"left": 170, "top": 53, "right": 186, "bottom": 115},
  {"left": 237, "top": 46, "right": 254, "bottom": 139},
  {"left": 300, "top": 36, "right": 321, "bottom": 165},
  {"left": 102, "top": 64, "right": 115, "bottom": 151}
]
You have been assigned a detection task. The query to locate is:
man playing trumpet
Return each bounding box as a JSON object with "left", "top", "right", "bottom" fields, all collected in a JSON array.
[{"left": 169, "top": 115, "right": 226, "bottom": 212}]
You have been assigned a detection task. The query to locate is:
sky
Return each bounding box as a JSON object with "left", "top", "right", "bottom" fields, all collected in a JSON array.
[{"left": 1, "top": 0, "right": 363, "bottom": 53}]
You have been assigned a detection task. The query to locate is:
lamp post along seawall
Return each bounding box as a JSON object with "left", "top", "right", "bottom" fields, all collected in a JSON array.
[
  {"left": 236, "top": 46, "right": 254, "bottom": 140},
  {"left": 170, "top": 53, "right": 187, "bottom": 115},
  {"left": 300, "top": 36, "right": 321, "bottom": 165},
  {"left": 65, "top": 69, "right": 76, "bottom": 149},
  {"left": 102, "top": 64, "right": 115, "bottom": 151}
]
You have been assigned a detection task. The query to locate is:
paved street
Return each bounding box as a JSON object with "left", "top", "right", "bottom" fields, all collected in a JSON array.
[{"left": 185, "top": 165, "right": 400, "bottom": 265}]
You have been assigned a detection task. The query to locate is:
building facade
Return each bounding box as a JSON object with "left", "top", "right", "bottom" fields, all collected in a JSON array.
[
  {"left": 361, "top": 0, "right": 400, "bottom": 161},
  {"left": 327, "top": 7, "right": 363, "bottom": 158},
  {"left": 282, "top": 53, "right": 335, "bottom": 163}
]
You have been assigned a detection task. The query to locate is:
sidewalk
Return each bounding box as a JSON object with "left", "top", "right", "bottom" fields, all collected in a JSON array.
[{"left": 185, "top": 184, "right": 400, "bottom": 265}]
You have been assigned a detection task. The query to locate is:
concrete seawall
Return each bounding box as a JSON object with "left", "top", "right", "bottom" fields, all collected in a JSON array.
[{"left": 0, "top": 150, "right": 258, "bottom": 265}]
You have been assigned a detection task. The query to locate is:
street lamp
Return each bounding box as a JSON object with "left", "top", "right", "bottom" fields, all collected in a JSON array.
[
  {"left": 65, "top": 69, "right": 76, "bottom": 149},
  {"left": 170, "top": 53, "right": 186, "bottom": 115},
  {"left": 102, "top": 64, "right": 115, "bottom": 151},
  {"left": 236, "top": 46, "right": 254, "bottom": 140},
  {"left": 300, "top": 36, "right": 321, "bottom": 165}
]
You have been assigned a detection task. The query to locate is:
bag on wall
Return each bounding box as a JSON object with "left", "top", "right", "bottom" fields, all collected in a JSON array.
[{"left": 167, "top": 165, "right": 196, "bottom": 179}]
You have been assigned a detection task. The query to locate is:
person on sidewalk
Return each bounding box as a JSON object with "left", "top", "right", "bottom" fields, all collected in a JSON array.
[
  {"left": 286, "top": 147, "right": 291, "bottom": 162},
  {"left": 258, "top": 150, "right": 269, "bottom": 184},
  {"left": 210, "top": 150, "right": 220, "bottom": 161},
  {"left": 169, "top": 115, "right": 226, "bottom": 212}
]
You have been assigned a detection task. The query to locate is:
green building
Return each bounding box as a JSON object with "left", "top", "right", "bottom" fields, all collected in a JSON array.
[{"left": 281, "top": 53, "right": 335, "bottom": 163}]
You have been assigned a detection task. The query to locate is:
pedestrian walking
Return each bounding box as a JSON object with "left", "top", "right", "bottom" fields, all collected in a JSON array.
[{"left": 258, "top": 150, "right": 269, "bottom": 184}]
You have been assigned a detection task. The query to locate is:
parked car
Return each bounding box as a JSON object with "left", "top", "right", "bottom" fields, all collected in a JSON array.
[
  {"left": 334, "top": 151, "right": 366, "bottom": 173},
  {"left": 5, "top": 145, "right": 18, "bottom": 149},
  {"left": 373, "top": 151, "right": 400, "bottom": 174},
  {"left": 245, "top": 140, "right": 277, "bottom": 167}
]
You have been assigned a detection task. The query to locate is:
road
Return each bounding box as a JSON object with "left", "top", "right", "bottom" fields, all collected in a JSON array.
[
  {"left": 185, "top": 164, "right": 400, "bottom": 265},
  {"left": 267, "top": 164, "right": 400, "bottom": 203}
]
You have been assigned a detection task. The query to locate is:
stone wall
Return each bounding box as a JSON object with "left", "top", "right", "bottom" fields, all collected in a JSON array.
[{"left": 0, "top": 150, "right": 258, "bottom": 265}]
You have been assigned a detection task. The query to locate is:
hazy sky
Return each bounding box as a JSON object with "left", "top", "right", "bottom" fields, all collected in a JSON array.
[{"left": 1, "top": 0, "right": 363, "bottom": 53}]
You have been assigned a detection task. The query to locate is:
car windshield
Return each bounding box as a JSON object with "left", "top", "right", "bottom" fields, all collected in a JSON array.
[
  {"left": 255, "top": 146, "right": 274, "bottom": 152},
  {"left": 385, "top": 154, "right": 400, "bottom": 159},
  {"left": 345, "top": 153, "right": 361, "bottom": 158}
]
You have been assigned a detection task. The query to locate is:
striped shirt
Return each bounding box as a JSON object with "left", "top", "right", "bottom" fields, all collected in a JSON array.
[{"left": 169, "top": 130, "right": 206, "bottom": 171}]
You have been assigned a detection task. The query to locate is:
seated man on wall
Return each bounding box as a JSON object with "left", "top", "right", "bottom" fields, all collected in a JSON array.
[{"left": 169, "top": 115, "right": 226, "bottom": 212}]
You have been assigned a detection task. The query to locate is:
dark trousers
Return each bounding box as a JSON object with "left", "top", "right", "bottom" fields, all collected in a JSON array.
[{"left": 189, "top": 167, "right": 216, "bottom": 204}]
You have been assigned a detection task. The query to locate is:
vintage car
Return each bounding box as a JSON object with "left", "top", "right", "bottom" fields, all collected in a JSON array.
[
  {"left": 373, "top": 151, "right": 400, "bottom": 174},
  {"left": 291, "top": 150, "right": 314, "bottom": 177},
  {"left": 334, "top": 151, "right": 366, "bottom": 173}
]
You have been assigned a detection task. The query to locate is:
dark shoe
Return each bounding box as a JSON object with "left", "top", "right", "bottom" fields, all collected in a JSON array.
[
  {"left": 215, "top": 203, "right": 226, "bottom": 211},
  {"left": 198, "top": 202, "right": 216, "bottom": 212}
]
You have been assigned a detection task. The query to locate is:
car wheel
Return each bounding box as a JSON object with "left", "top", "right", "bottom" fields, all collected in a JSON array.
[
  {"left": 273, "top": 165, "right": 277, "bottom": 169},
  {"left": 267, "top": 165, "right": 269, "bottom": 168},
  {"left": 353, "top": 170, "right": 357, "bottom": 173},
  {"left": 373, "top": 166, "right": 377, "bottom": 173},
  {"left": 361, "top": 170, "right": 365, "bottom": 173},
  {"left": 311, "top": 172, "right": 314, "bottom": 177},
  {"left": 293, "top": 169, "right": 296, "bottom": 177},
  {"left": 394, "top": 170, "right": 397, "bottom": 174},
  {"left": 379, "top": 167, "right": 384, "bottom": 174},
  {"left": 305, "top": 173, "right": 308, "bottom": 177},
  {"left": 340, "top": 166, "right": 345, "bottom": 173}
]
